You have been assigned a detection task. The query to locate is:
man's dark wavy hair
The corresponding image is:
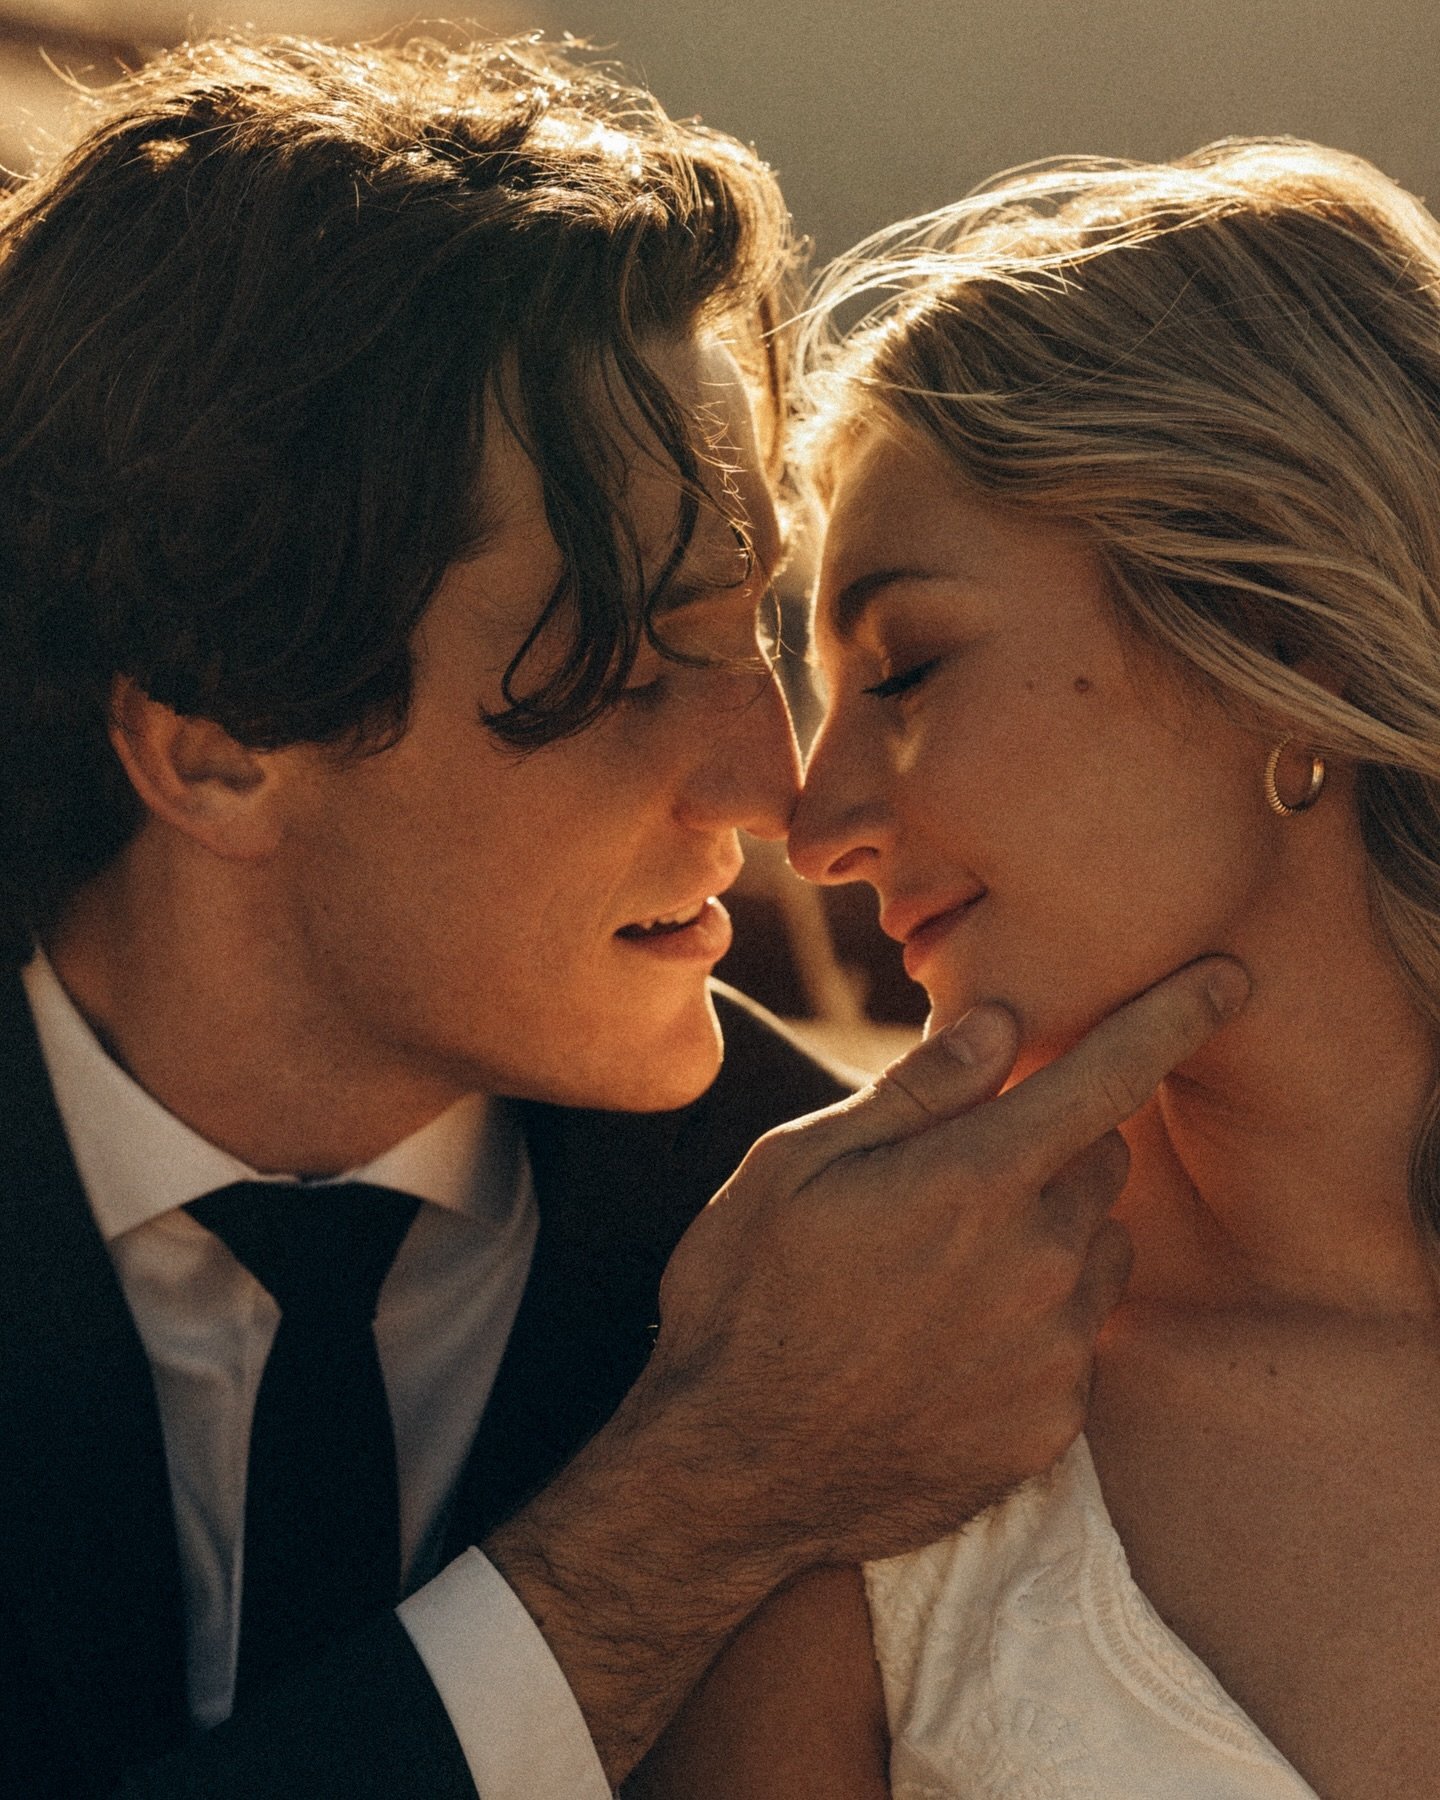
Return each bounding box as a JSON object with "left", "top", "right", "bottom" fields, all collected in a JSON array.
[{"left": 0, "top": 34, "right": 794, "bottom": 959}]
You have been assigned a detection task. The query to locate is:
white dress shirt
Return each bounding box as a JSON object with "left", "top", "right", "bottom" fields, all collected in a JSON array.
[{"left": 21, "top": 949, "right": 611, "bottom": 1799}]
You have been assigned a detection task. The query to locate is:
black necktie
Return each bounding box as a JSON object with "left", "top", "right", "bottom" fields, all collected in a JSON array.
[{"left": 185, "top": 1179, "right": 420, "bottom": 1702}]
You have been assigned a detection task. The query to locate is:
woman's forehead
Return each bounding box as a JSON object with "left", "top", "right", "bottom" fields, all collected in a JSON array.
[{"left": 812, "top": 435, "right": 1104, "bottom": 650}]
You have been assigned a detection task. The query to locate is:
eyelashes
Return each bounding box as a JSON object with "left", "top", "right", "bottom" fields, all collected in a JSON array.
[{"left": 862, "top": 657, "right": 941, "bottom": 701}]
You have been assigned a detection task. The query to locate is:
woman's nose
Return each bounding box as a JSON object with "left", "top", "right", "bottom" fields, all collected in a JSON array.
[{"left": 787, "top": 719, "right": 887, "bottom": 884}]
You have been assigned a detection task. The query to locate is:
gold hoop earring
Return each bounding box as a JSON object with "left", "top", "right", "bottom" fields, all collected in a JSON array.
[{"left": 1264, "top": 738, "right": 1326, "bottom": 816}]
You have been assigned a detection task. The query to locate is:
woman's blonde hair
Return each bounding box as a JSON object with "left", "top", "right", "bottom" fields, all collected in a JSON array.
[{"left": 798, "top": 139, "right": 1440, "bottom": 1246}]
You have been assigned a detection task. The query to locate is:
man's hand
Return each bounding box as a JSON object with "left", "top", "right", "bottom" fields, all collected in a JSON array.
[
  {"left": 649, "top": 954, "right": 1246, "bottom": 1562},
  {"left": 487, "top": 955, "right": 1248, "bottom": 1782}
]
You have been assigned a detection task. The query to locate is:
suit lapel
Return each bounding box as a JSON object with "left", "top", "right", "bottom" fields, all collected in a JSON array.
[
  {"left": 0, "top": 967, "right": 189, "bottom": 1788},
  {"left": 444, "top": 1099, "right": 687, "bottom": 1551},
  {"left": 442, "top": 988, "right": 852, "bottom": 1556}
]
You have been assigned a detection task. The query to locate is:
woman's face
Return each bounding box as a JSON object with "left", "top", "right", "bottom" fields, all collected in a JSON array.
[{"left": 789, "top": 425, "right": 1282, "bottom": 1057}]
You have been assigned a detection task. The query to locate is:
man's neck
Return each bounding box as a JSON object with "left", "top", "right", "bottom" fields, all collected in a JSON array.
[{"left": 47, "top": 859, "right": 470, "bottom": 1176}]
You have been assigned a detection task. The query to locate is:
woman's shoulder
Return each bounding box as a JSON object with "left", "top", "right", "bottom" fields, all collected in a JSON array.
[
  {"left": 863, "top": 1438, "right": 1317, "bottom": 1800},
  {"left": 863, "top": 1441, "right": 1097, "bottom": 1716}
]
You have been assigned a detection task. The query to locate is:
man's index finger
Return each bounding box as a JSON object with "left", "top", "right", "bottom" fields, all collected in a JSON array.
[{"left": 965, "top": 957, "right": 1249, "bottom": 1185}]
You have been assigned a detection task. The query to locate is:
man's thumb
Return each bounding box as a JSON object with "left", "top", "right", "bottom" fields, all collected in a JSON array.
[{"left": 815, "top": 1003, "right": 1020, "bottom": 1160}]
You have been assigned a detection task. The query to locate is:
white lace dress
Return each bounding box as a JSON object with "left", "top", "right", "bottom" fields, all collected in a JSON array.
[{"left": 864, "top": 1439, "right": 1319, "bottom": 1800}]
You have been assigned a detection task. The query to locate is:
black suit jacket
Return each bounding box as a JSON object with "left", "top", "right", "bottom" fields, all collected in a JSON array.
[{"left": 0, "top": 970, "right": 848, "bottom": 1798}]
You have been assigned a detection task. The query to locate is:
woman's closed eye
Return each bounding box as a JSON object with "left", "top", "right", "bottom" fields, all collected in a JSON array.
[{"left": 862, "top": 657, "right": 941, "bottom": 701}]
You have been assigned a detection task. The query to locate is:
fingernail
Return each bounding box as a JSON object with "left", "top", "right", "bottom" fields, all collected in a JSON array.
[
  {"left": 1205, "top": 961, "right": 1251, "bottom": 1018},
  {"left": 941, "top": 1004, "right": 1011, "bottom": 1066}
]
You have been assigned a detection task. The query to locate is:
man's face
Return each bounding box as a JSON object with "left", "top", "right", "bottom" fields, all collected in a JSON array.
[{"left": 264, "top": 337, "right": 800, "bottom": 1113}]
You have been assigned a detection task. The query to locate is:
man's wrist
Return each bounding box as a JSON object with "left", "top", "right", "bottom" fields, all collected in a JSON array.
[{"left": 484, "top": 1380, "right": 800, "bottom": 1786}]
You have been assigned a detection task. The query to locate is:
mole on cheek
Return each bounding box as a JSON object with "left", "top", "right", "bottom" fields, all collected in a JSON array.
[{"left": 1073, "top": 675, "right": 1093, "bottom": 694}]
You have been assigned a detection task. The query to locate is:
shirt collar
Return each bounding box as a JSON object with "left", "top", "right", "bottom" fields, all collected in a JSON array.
[{"left": 21, "top": 947, "right": 524, "bottom": 1243}]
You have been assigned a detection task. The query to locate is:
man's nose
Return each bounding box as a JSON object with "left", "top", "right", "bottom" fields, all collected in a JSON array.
[{"left": 677, "top": 668, "right": 802, "bottom": 839}]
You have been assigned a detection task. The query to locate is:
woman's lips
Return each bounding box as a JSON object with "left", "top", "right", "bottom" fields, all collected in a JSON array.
[
  {"left": 614, "top": 895, "right": 733, "bottom": 963},
  {"left": 901, "top": 895, "right": 984, "bottom": 981}
]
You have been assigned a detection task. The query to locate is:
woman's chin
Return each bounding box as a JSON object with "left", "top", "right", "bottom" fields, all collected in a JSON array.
[
  {"left": 920, "top": 974, "right": 981, "bottom": 1037},
  {"left": 925, "top": 983, "right": 1109, "bottom": 1079}
]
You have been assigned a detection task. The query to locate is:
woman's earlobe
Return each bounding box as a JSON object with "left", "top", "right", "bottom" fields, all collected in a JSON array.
[{"left": 107, "top": 674, "right": 282, "bottom": 857}]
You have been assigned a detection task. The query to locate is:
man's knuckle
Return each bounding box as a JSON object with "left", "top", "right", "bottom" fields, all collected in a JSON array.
[
  {"left": 1014, "top": 1242, "right": 1081, "bottom": 1315},
  {"left": 1153, "top": 983, "right": 1219, "bottom": 1063},
  {"left": 1186, "top": 979, "right": 1227, "bottom": 1035},
  {"left": 1089, "top": 1060, "right": 1148, "bottom": 1125},
  {"left": 742, "top": 1126, "right": 801, "bottom": 1183},
  {"left": 873, "top": 1063, "right": 937, "bottom": 1120}
]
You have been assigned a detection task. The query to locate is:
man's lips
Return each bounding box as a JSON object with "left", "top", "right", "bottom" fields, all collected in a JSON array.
[
  {"left": 617, "top": 864, "right": 742, "bottom": 937},
  {"left": 615, "top": 888, "right": 737, "bottom": 962},
  {"left": 617, "top": 899, "right": 710, "bottom": 937},
  {"left": 880, "top": 891, "right": 987, "bottom": 981}
]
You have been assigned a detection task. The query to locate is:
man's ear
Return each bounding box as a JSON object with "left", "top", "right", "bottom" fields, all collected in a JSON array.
[{"left": 108, "top": 675, "right": 285, "bottom": 860}]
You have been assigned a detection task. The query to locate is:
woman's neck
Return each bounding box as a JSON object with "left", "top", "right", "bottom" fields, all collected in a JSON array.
[{"left": 1116, "top": 908, "right": 1439, "bottom": 1318}]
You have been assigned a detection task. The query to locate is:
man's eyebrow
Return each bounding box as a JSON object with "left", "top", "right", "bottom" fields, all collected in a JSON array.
[{"left": 827, "top": 567, "right": 960, "bottom": 641}]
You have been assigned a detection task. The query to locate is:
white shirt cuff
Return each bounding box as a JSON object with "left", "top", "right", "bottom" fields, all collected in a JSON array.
[{"left": 397, "top": 1548, "right": 612, "bottom": 1800}]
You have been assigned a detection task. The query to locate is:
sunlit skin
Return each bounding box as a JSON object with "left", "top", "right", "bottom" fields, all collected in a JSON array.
[
  {"left": 636, "top": 423, "right": 1440, "bottom": 1800},
  {"left": 790, "top": 422, "right": 1435, "bottom": 1312},
  {"left": 794, "top": 424, "right": 1278, "bottom": 1061},
  {"left": 49, "top": 337, "right": 801, "bottom": 1173}
]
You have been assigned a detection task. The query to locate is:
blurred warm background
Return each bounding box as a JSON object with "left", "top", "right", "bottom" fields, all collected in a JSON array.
[{"left": 4, "top": 0, "right": 1431, "bottom": 1067}]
